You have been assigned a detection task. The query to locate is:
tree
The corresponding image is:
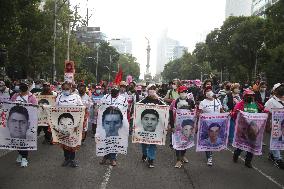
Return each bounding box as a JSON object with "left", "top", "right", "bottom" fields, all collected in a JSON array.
[{"left": 117, "top": 54, "right": 140, "bottom": 81}]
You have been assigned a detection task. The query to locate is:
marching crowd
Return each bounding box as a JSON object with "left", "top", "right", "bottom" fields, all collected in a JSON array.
[{"left": 0, "top": 78, "right": 283, "bottom": 171}]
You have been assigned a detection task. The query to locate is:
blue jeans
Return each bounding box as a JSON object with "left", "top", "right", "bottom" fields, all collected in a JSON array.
[
  {"left": 228, "top": 118, "right": 235, "bottom": 144},
  {"left": 205, "top": 151, "right": 212, "bottom": 159},
  {"left": 141, "top": 144, "right": 157, "bottom": 160},
  {"left": 271, "top": 150, "right": 282, "bottom": 160}
]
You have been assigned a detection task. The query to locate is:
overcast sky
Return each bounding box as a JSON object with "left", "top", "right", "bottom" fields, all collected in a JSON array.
[{"left": 71, "top": 0, "right": 226, "bottom": 78}]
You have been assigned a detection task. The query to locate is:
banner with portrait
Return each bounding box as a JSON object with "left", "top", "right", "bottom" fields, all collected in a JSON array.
[
  {"left": 196, "top": 113, "right": 230, "bottom": 152},
  {"left": 89, "top": 95, "right": 103, "bottom": 124},
  {"left": 95, "top": 98, "right": 129, "bottom": 156},
  {"left": 132, "top": 103, "right": 169, "bottom": 145},
  {"left": 270, "top": 109, "right": 284, "bottom": 150},
  {"left": 233, "top": 111, "right": 268, "bottom": 155},
  {"left": 46, "top": 106, "right": 85, "bottom": 148},
  {"left": 0, "top": 102, "right": 38, "bottom": 150},
  {"left": 172, "top": 109, "right": 196, "bottom": 150},
  {"left": 37, "top": 95, "right": 56, "bottom": 126}
]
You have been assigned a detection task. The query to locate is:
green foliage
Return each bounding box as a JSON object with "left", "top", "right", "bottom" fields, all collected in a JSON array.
[{"left": 117, "top": 54, "right": 140, "bottom": 81}]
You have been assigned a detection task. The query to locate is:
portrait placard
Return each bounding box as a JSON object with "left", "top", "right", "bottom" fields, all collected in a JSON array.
[
  {"left": 46, "top": 106, "right": 85, "bottom": 148},
  {"left": 37, "top": 95, "right": 56, "bottom": 126},
  {"left": 196, "top": 113, "right": 230, "bottom": 152},
  {"left": 233, "top": 111, "right": 268, "bottom": 155},
  {"left": 270, "top": 109, "right": 284, "bottom": 150},
  {"left": 132, "top": 103, "right": 169, "bottom": 145},
  {"left": 0, "top": 102, "right": 38, "bottom": 150},
  {"left": 172, "top": 109, "right": 196, "bottom": 150}
]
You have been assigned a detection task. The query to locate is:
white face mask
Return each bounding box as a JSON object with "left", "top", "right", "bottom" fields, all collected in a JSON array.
[
  {"left": 206, "top": 91, "right": 214, "bottom": 98},
  {"left": 180, "top": 92, "right": 187, "bottom": 99},
  {"left": 148, "top": 90, "right": 156, "bottom": 96}
]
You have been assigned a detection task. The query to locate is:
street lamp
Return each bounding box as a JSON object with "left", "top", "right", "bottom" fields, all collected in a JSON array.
[{"left": 104, "top": 66, "right": 110, "bottom": 82}]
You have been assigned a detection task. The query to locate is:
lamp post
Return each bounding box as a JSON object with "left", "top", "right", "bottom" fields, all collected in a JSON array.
[{"left": 104, "top": 66, "right": 110, "bottom": 82}]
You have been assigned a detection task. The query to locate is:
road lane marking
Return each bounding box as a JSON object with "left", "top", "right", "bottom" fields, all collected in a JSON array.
[
  {"left": 227, "top": 149, "right": 284, "bottom": 189},
  {"left": 100, "top": 165, "right": 113, "bottom": 189}
]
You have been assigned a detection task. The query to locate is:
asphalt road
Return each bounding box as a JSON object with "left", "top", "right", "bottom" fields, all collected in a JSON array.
[{"left": 0, "top": 132, "right": 283, "bottom": 189}]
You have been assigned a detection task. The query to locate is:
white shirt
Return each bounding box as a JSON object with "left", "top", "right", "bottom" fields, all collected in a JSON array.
[
  {"left": 264, "top": 96, "right": 284, "bottom": 113},
  {"left": 15, "top": 95, "right": 29, "bottom": 103},
  {"left": 199, "top": 98, "right": 222, "bottom": 113},
  {"left": 80, "top": 93, "right": 93, "bottom": 109}
]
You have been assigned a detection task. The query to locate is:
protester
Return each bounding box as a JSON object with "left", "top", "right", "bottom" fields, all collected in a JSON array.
[
  {"left": 10, "top": 79, "right": 38, "bottom": 167},
  {"left": 78, "top": 83, "right": 93, "bottom": 144},
  {"left": 56, "top": 82, "right": 83, "bottom": 168},
  {"left": 198, "top": 86, "right": 224, "bottom": 166},
  {"left": 169, "top": 86, "right": 195, "bottom": 168},
  {"left": 164, "top": 80, "right": 180, "bottom": 105},
  {"left": 139, "top": 84, "right": 165, "bottom": 168},
  {"left": 91, "top": 85, "right": 104, "bottom": 138},
  {"left": 98, "top": 85, "right": 128, "bottom": 167},
  {"left": 255, "top": 81, "right": 270, "bottom": 106},
  {"left": 37, "top": 82, "right": 57, "bottom": 145},
  {"left": 0, "top": 80, "right": 12, "bottom": 102},
  {"left": 232, "top": 89, "right": 265, "bottom": 168},
  {"left": 223, "top": 83, "right": 242, "bottom": 144},
  {"left": 264, "top": 83, "right": 284, "bottom": 169}
]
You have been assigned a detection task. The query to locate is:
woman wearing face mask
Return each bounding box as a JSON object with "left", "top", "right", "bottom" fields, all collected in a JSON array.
[
  {"left": 265, "top": 83, "right": 284, "bottom": 169},
  {"left": 56, "top": 82, "right": 83, "bottom": 168},
  {"left": 10, "top": 80, "right": 38, "bottom": 168},
  {"left": 198, "top": 86, "right": 224, "bottom": 166},
  {"left": 139, "top": 84, "right": 165, "bottom": 168},
  {"left": 169, "top": 86, "right": 195, "bottom": 168},
  {"left": 232, "top": 89, "right": 265, "bottom": 168},
  {"left": 255, "top": 81, "right": 270, "bottom": 106},
  {"left": 223, "top": 83, "right": 242, "bottom": 144}
]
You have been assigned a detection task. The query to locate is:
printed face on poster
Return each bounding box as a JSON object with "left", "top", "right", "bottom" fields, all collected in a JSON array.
[
  {"left": 37, "top": 95, "right": 56, "bottom": 126},
  {"left": 0, "top": 102, "right": 38, "bottom": 150},
  {"left": 196, "top": 113, "right": 230, "bottom": 152},
  {"left": 132, "top": 104, "right": 169, "bottom": 145},
  {"left": 270, "top": 109, "right": 284, "bottom": 150},
  {"left": 64, "top": 73, "right": 74, "bottom": 83},
  {"left": 233, "top": 111, "right": 268, "bottom": 155},
  {"left": 172, "top": 109, "right": 196, "bottom": 150},
  {"left": 46, "top": 106, "right": 85, "bottom": 148},
  {"left": 96, "top": 104, "right": 129, "bottom": 156},
  {"left": 64, "top": 60, "right": 75, "bottom": 73}
]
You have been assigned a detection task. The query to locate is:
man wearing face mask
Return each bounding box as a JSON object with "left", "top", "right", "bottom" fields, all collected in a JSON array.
[
  {"left": 10, "top": 79, "right": 38, "bottom": 168},
  {"left": 164, "top": 80, "right": 180, "bottom": 105},
  {"left": 98, "top": 85, "right": 128, "bottom": 166},
  {"left": 255, "top": 81, "right": 270, "bottom": 106},
  {"left": 30, "top": 80, "right": 43, "bottom": 94},
  {"left": 232, "top": 89, "right": 265, "bottom": 168},
  {"left": 139, "top": 84, "right": 165, "bottom": 168},
  {"left": 0, "top": 81, "right": 12, "bottom": 102},
  {"left": 78, "top": 84, "right": 93, "bottom": 144},
  {"left": 119, "top": 81, "right": 128, "bottom": 98},
  {"left": 91, "top": 85, "right": 104, "bottom": 138},
  {"left": 169, "top": 86, "right": 195, "bottom": 168},
  {"left": 56, "top": 82, "right": 83, "bottom": 168},
  {"left": 265, "top": 83, "right": 284, "bottom": 169},
  {"left": 127, "top": 81, "right": 140, "bottom": 135}
]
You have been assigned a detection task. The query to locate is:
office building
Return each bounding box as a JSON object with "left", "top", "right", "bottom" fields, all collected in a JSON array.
[
  {"left": 225, "top": 0, "right": 252, "bottom": 19},
  {"left": 108, "top": 38, "right": 132, "bottom": 54},
  {"left": 75, "top": 26, "right": 106, "bottom": 48}
]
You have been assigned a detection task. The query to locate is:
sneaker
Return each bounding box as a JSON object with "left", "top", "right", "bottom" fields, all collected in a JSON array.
[
  {"left": 275, "top": 159, "right": 284, "bottom": 169},
  {"left": 207, "top": 157, "right": 213, "bottom": 166},
  {"left": 16, "top": 155, "right": 22, "bottom": 163},
  {"left": 174, "top": 161, "right": 182, "bottom": 168},
  {"left": 182, "top": 156, "right": 189, "bottom": 163},
  {"left": 142, "top": 155, "right": 147, "bottom": 162},
  {"left": 148, "top": 159, "right": 155, "bottom": 168},
  {"left": 245, "top": 160, "right": 253, "bottom": 168},
  {"left": 62, "top": 160, "right": 70, "bottom": 167},
  {"left": 70, "top": 160, "right": 79, "bottom": 168},
  {"left": 21, "top": 158, "right": 28, "bottom": 167},
  {"left": 233, "top": 153, "right": 239, "bottom": 163}
]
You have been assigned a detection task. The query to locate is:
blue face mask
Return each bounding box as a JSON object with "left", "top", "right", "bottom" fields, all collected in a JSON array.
[
  {"left": 62, "top": 90, "right": 70, "bottom": 96},
  {"left": 96, "top": 90, "right": 101, "bottom": 94}
]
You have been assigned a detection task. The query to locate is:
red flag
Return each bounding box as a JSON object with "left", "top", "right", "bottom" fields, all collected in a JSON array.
[{"left": 114, "top": 67, "right": 123, "bottom": 85}]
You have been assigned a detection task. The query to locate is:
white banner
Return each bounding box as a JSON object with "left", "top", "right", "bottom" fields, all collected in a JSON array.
[
  {"left": 0, "top": 102, "right": 38, "bottom": 150},
  {"left": 96, "top": 95, "right": 129, "bottom": 156},
  {"left": 132, "top": 103, "right": 169, "bottom": 145}
]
